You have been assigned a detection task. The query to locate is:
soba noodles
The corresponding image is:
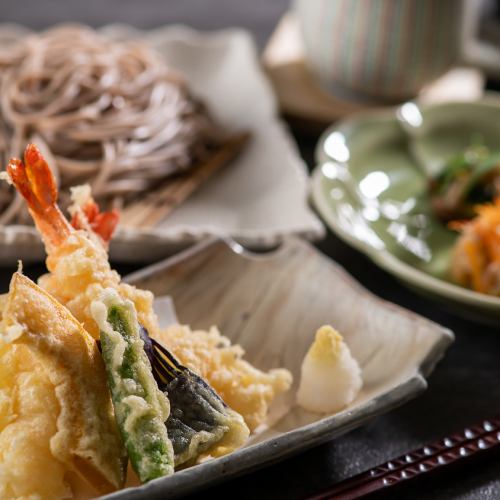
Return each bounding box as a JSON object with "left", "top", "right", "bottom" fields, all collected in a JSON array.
[{"left": 0, "top": 25, "right": 224, "bottom": 224}]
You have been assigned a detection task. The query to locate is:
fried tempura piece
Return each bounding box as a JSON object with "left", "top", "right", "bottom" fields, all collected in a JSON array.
[
  {"left": 38, "top": 229, "right": 158, "bottom": 340},
  {"left": 92, "top": 289, "right": 174, "bottom": 482},
  {"left": 0, "top": 273, "right": 126, "bottom": 499},
  {"left": 6, "top": 143, "right": 291, "bottom": 432},
  {"left": 0, "top": 344, "right": 69, "bottom": 500},
  {"left": 155, "top": 325, "right": 292, "bottom": 432}
]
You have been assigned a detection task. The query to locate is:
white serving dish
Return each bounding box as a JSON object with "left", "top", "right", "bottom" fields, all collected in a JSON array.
[{"left": 103, "top": 236, "right": 454, "bottom": 499}]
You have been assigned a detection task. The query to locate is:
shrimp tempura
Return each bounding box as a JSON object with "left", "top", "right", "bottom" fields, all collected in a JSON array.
[
  {"left": 7, "top": 144, "right": 158, "bottom": 338},
  {"left": 5, "top": 144, "right": 292, "bottom": 430}
]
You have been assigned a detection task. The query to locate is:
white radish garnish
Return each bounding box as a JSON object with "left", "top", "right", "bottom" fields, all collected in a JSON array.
[{"left": 297, "top": 326, "right": 362, "bottom": 414}]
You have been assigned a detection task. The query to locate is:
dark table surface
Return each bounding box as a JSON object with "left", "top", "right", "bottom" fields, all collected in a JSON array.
[{"left": 2, "top": 1, "right": 500, "bottom": 499}]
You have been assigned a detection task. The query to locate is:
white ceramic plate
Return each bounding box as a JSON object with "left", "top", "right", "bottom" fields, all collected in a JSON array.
[
  {"left": 102, "top": 236, "right": 453, "bottom": 499},
  {"left": 0, "top": 23, "right": 324, "bottom": 264}
]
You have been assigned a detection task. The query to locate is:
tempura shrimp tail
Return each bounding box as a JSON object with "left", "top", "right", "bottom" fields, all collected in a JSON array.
[
  {"left": 4, "top": 144, "right": 129, "bottom": 338},
  {"left": 69, "top": 184, "right": 120, "bottom": 245},
  {"left": 7, "top": 144, "right": 72, "bottom": 250},
  {"left": 5, "top": 144, "right": 119, "bottom": 251}
]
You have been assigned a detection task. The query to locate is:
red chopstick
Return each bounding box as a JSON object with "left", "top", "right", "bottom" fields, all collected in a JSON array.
[{"left": 306, "top": 417, "right": 500, "bottom": 499}]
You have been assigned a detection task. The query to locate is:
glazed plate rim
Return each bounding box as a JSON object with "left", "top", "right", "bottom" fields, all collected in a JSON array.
[{"left": 311, "top": 98, "right": 500, "bottom": 313}]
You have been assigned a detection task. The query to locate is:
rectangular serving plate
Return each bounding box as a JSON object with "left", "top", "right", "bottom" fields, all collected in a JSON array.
[
  {"left": 0, "top": 24, "right": 323, "bottom": 264},
  {"left": 104, "top": 236, "right": 453, "bottom": 499}
]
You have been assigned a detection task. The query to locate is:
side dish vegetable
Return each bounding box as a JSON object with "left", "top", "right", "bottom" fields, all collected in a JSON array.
[
  {"left": 430, "top": 143, "right": 500, "bottom": 223},
  {"left": 451, "top": 198, "right": 500, "bottom": 296},
  {"left": 92, "top": 290, "right": 174, "bottom": 482}
]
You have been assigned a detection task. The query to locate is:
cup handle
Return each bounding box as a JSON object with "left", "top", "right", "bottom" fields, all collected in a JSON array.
[{"left": 461, "top": 0, "right": 500, "bottom": 76}]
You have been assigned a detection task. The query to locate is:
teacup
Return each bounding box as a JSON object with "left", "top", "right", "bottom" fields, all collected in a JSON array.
[{"left": 294, "top": 0, "right": 500, "bottom": 102}]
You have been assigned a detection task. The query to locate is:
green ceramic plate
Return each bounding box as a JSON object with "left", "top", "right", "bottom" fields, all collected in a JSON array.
[{"left": 311, "top": 98, "right": 500, "bottom": 323}]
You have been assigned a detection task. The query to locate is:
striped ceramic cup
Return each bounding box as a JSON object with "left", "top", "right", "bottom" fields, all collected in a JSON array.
[{"left": 294, "top": 0, "right": 463, "bottom": 102}]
